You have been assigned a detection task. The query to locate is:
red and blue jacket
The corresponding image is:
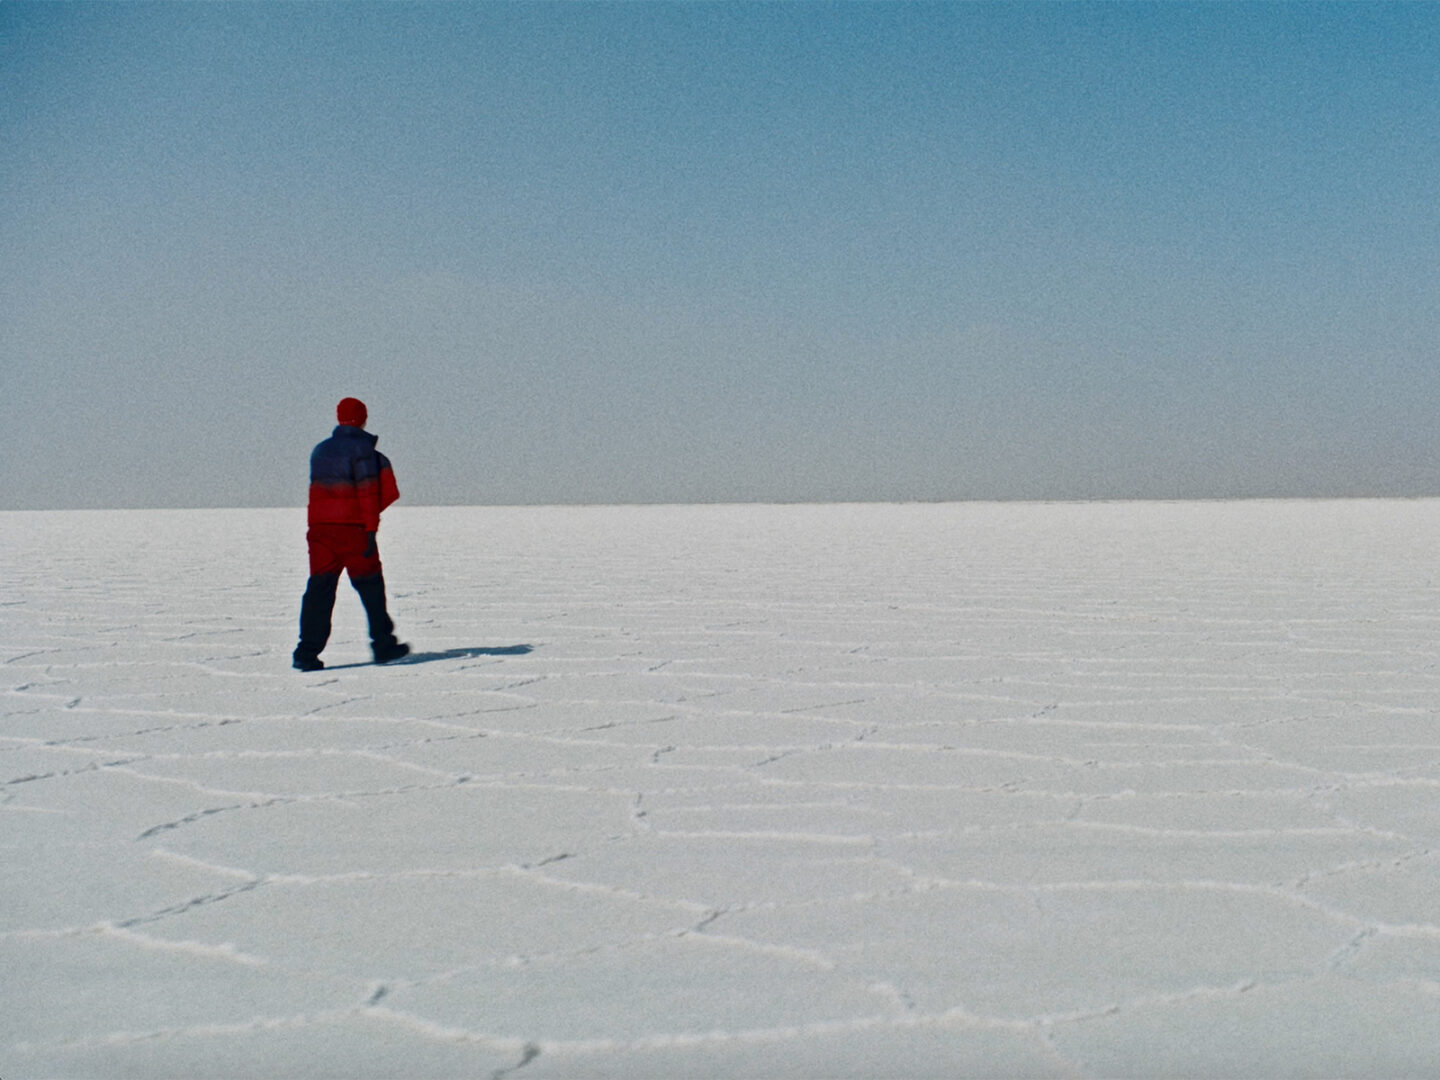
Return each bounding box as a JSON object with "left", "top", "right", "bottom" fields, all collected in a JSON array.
[{"left": 307, "top": 425, "right": 399, "bottom": 531}]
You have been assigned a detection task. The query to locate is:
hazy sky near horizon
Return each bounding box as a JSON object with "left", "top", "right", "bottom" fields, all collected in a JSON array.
[{"left": 5, "top": 2, "right": 1440, "bottom": 509}]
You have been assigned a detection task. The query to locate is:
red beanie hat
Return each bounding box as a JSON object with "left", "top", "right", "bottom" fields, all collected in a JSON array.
[{"left": 337, "top": 397, "right": 368, "bottom": 427}]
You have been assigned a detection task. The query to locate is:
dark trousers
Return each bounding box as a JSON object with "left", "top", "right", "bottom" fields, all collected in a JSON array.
[
  {"left": 296, "top": 525, "right": 398, "bottom": 659},
  {"left": 297, "top": 571, "right": 397, "bottom": 658}
]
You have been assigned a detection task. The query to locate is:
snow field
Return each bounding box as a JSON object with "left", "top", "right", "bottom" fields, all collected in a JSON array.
[{"left": 4, "top": 500, "right": 1440, "bottom": 1077}]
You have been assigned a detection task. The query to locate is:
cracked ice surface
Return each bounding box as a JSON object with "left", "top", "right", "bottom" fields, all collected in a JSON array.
[{"left": 4, "top": 501, "right": 1440, "bottom": 1078}]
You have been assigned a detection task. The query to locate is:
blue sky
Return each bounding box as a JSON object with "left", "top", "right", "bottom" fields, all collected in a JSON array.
[{"left": 4, "top": 2, "right": 1439, "bottom": 508}]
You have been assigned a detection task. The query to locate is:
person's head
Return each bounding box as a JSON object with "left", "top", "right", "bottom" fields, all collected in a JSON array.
[{"left": 336, "top": 397, "right": 368, "bottom": 429}]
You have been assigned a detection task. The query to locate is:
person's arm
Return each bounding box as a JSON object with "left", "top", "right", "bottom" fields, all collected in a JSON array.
[
  {"left": 376, "top": 452, "right": 399, "bottom": 516},
  {"left": 355, "top": 451, "right": 386, "bottom": 532}
]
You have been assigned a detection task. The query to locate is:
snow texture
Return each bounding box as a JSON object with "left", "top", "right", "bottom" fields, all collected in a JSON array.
[{"left": 4, "top": 500, "right": 1440, "bottom": 1078}]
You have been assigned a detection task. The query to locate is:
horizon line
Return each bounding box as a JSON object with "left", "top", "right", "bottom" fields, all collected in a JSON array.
[{"left": 4, "top": 492, "right": 1438, "bottom": 514}]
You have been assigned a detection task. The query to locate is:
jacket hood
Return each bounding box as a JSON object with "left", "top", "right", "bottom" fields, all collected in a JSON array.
[{"left": 333, "top": 425, "right": 379, "bottom": 447}]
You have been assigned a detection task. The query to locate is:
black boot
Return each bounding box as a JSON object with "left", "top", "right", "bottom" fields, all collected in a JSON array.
[
  {"left": 353, "top": 573, "right": 409, "bottom": 664},
  {"left": 294, "top": 572, "right": 339, "bottom": 670}
]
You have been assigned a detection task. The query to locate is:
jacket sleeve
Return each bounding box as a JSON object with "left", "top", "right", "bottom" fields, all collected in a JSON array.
[
  {"left": 352, "top": 451, "right": 394, "bottom": 532},
  {"left": 376, "top": 452, "right": 399, "bottom": 518}
]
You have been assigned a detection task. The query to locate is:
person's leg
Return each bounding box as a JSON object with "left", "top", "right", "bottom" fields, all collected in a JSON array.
[
  {"left": 342, "top": 534, "right": 409, "bottom": 664},
  {"left": 351, "top": 572, "right": 407, "bottom": 662},
  {"left": 294, "top": 526, "right": 345, "bottom": 670},
  {"left": 294, "top": 571, "right": 339, "bottom": 669}
]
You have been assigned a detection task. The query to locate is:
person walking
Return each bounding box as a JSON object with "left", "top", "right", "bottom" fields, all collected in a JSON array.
[{"left": 293, "top": 397, "right": 410, "bottom": 671}]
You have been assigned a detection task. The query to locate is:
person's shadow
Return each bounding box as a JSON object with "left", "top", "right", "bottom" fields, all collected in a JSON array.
[
  {"left": 397, "top": 644, "right": 534, "bottom": 664},
  {"left": 320, "top": 645, "right": 534, "bottom": 671}
]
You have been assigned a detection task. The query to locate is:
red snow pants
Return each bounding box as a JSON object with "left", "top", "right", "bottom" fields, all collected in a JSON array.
[{"left": 307, "top": 523, "right": 383, "bottom": 579}]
